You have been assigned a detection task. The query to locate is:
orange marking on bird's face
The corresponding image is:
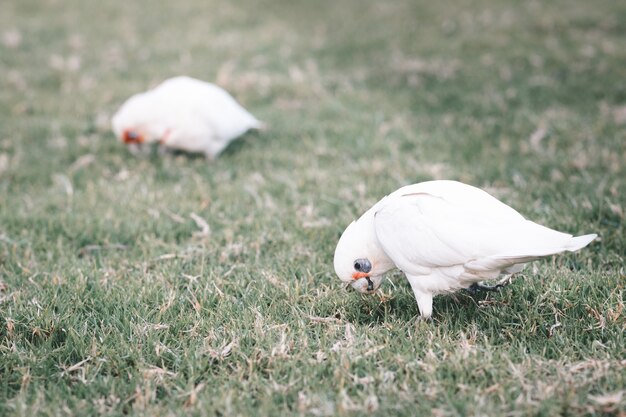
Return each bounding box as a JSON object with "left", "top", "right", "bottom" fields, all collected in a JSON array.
[
  {"left": 123, "top": 129, "right": 144, "bottom": 144},
  {"left": 352, "top": 272, "right": 369, "bottom": 280},
  {"left": 159, "top": 128, "right": 172, "bottom": 145}
]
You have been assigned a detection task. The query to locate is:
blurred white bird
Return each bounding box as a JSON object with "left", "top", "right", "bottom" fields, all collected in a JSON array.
[
  {"left": 333, "top": 180, "right": 597, "bottom": 319},
  {"left": 111, "top": 76, "right": 263, "bottom": 159}
]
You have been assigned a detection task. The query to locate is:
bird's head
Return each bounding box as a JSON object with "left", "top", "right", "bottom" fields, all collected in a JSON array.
[
  {"left": 111, "top": 94, "right": 160, "bottom": 146},
  {"left": 333, "top": 208, "right": 395, "bottom": 295}
]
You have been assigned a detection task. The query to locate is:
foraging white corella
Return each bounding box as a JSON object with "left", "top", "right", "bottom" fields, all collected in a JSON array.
[
  {"left": 333, "top": 180, "right": 597, "bottom": 319},
  {"left": 111, "top": 76, "right": 263, "bottom": 159}
]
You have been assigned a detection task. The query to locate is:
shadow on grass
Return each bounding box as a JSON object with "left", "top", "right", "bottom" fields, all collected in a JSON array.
[
  {"left": 340, "top": 287, "right": 496, "bottom": 325},
  {"left": 220, "top": 129, "right": 266, "bottom": 159}
]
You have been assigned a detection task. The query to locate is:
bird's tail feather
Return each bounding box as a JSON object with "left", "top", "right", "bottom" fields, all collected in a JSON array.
[
  {"left": 565, "top": 234, "right": 597, "bottom": 251},
  {"left": 465, "top": 233, "right": 597, "bottom": 272}
]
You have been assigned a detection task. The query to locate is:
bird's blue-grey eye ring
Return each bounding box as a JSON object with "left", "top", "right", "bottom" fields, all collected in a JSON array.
[{"left": 353, "top": 258, "right": 371, "bottom": 273}]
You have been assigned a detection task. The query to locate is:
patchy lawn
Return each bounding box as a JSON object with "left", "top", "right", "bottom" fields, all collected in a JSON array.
[{"left": 0, "top": 0, "right": 624, "bottom": 415}]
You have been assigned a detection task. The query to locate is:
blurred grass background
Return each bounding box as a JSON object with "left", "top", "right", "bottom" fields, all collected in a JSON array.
[{"left": 0, "top": 0, "right": 625, "bottom": 415}]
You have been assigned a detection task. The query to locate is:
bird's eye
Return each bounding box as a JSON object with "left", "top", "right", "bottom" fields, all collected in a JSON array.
[
  {"left": 128, "top": 131, "right": 139, "bottom": 139},
  {"left": 353, "top": 258, "right": 371, "bottom": 273}
]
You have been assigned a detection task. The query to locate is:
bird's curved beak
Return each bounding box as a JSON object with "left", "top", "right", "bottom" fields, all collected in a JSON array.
[
  {"left": 351, "top": 272, "right": 374, "bottom": 291},
  {"left": 348, "top": 275, "right": 382, "bottom": 294}
]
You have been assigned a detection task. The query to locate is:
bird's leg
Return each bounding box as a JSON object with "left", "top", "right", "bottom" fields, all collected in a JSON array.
[
  {"left": 406, "top": 276, "right": 433, "bottom": 319},
  {"left": 366, "top": 277, "right": 374, "bottom": 292},
  {"left": 157, "top": 143, "right": 170, "bottom": 156},
  {"left": 496, "top": 274, "right": 514, "bottom": 287},
  {"left": 203, "top": 150, "right": 217, "bottom": 161},
  {"left": 415, "top": 294, "right": 433, "bottom": 320}
]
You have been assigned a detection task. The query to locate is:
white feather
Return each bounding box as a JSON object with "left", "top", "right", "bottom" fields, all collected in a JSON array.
[{"left": 111, "top": 76, "right": 262, "bottom": 159}]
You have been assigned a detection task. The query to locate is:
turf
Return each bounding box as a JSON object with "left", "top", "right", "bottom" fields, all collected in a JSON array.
[{"left": 1, "top": 0, "right": 625, "bottom": 415}]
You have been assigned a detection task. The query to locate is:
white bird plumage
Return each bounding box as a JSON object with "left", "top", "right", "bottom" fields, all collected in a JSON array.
[
  {"left": 111, "top": 76, "right": 263, "bottom": 159},
  {"left": 333, "top": 180, "right": 597, "bottom": 319}
]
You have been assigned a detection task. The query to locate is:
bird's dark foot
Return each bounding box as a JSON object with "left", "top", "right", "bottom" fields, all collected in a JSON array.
[
  {"left": 464, "top": 282, "right": 506, "bottom": 295},
  {"left": 464, "top": 275, "right": 515, "bottom": 294}
]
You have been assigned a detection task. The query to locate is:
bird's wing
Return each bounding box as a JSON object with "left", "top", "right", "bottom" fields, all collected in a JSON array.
[
  {"left": 373, "top": 184, "right": 575, "bottom": 277},
  {"left": 154, "top": 77, "right": 261, "bottom": 141}
]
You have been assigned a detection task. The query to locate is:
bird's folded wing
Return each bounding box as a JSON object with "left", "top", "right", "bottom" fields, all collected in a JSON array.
[{"left": 373, "top": 191, "right": 573, "bottom": 276}]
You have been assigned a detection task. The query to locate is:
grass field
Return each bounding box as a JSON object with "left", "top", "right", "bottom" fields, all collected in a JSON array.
[{"left": 1, "top": 0, "right": 625, "bottom": 415}]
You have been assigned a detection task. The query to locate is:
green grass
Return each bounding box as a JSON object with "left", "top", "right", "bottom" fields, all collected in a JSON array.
[{"left": 1, "top": 0, "right": 625, "bottom": 415}]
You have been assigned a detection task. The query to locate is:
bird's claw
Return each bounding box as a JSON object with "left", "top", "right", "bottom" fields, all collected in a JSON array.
[
  {"left": 464, "top": 280, "right": 509, "bottom": 295},
  {"left": 415, "top": 314, "right": 432, "bottom": 324}
]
